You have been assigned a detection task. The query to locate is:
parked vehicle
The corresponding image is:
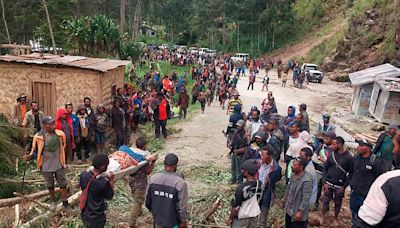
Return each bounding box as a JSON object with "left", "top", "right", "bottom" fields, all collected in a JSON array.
[
  {"left": 177, "top": 45, "right": 188, "bottom": 53},
  {"left": 198, "top": 48, "right": 209, "bottom": 56},
  {"left": 301, "top": 63, "right": 324, "bottom": 83},
  {"left": 206, "top": 49, "right": 217, "bottom": 57},
  {"left": 189, "top": 47, "right": 198, "bottom": 54},
  {"left": 231, "top": 53, "right": 249, "bottom": 63}
]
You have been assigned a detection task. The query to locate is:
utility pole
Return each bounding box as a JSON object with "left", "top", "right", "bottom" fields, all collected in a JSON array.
[
  {"left": 1, "top": 0, "right": 10, "bottom": 44},
  {"left": 42, "top": 0, "right": 57, "bottom": 54}
]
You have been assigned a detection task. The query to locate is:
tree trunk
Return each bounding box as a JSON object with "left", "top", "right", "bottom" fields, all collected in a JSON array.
[
  {"left": 0, "top": 188, "right": 60, "bottom": 208},
  {"left": 221, "top": 11, "right": 227, "bottom": 45},
  {"left": 120, "top": 0, "right": 126, "bottom": 34},
  {"left": 131, "top": 0, "right": 142, "bottom": 40},
  {"left": 42, "top": 0, "right": 57, "bottom": 54},
  {"left": 0, "top": 0, "right": 10, "bottom": 44}
]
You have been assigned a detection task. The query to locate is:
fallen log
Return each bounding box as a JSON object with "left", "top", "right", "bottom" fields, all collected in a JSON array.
[
  {"left": 13, "top": 192, "right": 50, "bottom": 210},
  {"left": 20, "top": 161, "right": 149, "bottom": 227},
  {"left": 0, "top": 178, "right": 44, "bottom": 184},
  {"left": 0, "top": 188, "right": 60, "bottom": 208}
]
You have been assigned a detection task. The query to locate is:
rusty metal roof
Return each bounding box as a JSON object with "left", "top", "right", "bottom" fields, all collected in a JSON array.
[
  {"left": 349, "top": 64, "right": 400, "bottom": 86},
  {"left": 0, "top": 53, "right": 130, "bottom": 72}
]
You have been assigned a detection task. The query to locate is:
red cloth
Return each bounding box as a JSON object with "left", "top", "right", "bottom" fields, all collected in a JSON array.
[
  {"left": 55, "top": 108, "right": 75, "bottom": 147},
  {"left": 158, "top": 99, "right": 168, "bottom": 120}
]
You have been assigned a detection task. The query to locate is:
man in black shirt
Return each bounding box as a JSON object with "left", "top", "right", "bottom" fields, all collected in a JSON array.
[
  {"left": 80, "top": 154, "right": 115, "bottom": 228},
  {"left": 227, "top": 159, "right": 262, "bottom": 228},
  {"left": 349, "top": 139, "right": 388, "bottom": 224},
  {"left": 322, "top": 137, "right": 353, "bottom": 227}
]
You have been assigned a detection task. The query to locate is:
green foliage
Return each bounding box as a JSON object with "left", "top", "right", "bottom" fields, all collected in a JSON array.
[
  {"left": 63, "top": 15, "right": 120, "bottom": 57},
  {"left": 304, "top": 25, "right": 347, "bottom": 65},
  {"left": 0, "top": 115, "right": 24, "bottom": 176},
  {"left": 118, "top": 41, "right": 143, "bottom": 61},
  {"left": 182, "top": 162, "right": 231, "bottom": 184},
  {"left": 293, "top": 0, "right": 329, "bottom": 32}
]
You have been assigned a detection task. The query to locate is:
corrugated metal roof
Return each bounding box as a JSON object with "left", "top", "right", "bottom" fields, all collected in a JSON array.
[
  {"left": 349, "top": 64, "right": 400, "bottom": 86},
  {"left": 0, "top": 53, "right": 130, "bottom": 72}
]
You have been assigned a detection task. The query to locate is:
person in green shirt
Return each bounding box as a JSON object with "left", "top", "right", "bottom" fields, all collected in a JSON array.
[{"left": 373, "top": 123, "right": 397, "bottom": 169}]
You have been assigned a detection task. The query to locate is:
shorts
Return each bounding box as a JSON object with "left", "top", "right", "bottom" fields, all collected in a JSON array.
[
  {"left": 42, "top": 168, "right": 67, "bottom": 188},
  {"left": 95, "top": 131, "right": 107, "bottom": 144}
]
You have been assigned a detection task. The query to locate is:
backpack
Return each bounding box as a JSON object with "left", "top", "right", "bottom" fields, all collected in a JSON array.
[{"left": 238, "top": 180, "right": 261, "bottom": 219}]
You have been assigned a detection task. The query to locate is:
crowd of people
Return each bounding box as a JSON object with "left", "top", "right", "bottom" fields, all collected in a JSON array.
[
  {"left": 10, "top": 49, "right": 400, "bottom": 228},
  {"left": 223, "top": 78, "right": 400, "bottom": 228}
]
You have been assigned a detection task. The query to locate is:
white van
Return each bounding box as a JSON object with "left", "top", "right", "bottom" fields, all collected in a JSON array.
[
  {"left": 206, "top": 49, "right": 217, "bottom": 57},
  {"left": 231, "top": 53, "right": 249, "bottom": 63},
  {"left": 189, "top": 47, "right": 198, "bottom": 54},
  {"left": 198, "top": 48, "right": 209, "bottom": 56}
]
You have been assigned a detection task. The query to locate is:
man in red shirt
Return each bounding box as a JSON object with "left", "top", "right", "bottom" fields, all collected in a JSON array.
[{"left": 151, "top": 92, "right": 171, "bottom": 138}]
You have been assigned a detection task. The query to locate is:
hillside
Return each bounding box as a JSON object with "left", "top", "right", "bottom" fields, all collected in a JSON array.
[{"left": 271, "top": 0, "right": 400, "bottom": 80}]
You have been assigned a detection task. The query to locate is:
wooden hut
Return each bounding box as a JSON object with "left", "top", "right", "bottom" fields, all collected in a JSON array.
[
  {"left": 0, "top": 53, "right": 130, "bottom": 119},
  {"left": 349, "top": 64, "right": 400, "bottom": 116},
  {"left": 369, "top": 78, "right": 400, "bottom": 123}
]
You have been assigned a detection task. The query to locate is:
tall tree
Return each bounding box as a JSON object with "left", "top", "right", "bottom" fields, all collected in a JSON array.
[
  {"left": 120, "top": 0, "right": 126, "bottom": 34},
  {"left": 42, "top": 0, "right": 57, "bottom": 54},
  {"left": 132, "top": 0, "right": 142, "bottom": 40},
  {"left": 0, "top": 0, "right": 10, "bottom": 44}
]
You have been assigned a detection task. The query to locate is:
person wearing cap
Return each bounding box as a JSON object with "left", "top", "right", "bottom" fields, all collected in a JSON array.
[
  {"left": 257, "top": 146, "right": 282, "bottom": 228},
  {"left": 299, "top": 147, "right": 318, "bottom": 209},
  {"left": 79, "top": 154, "right": 115, "bottom": 228},
  {"left": 312, "top": 131, "right": 336, "bottom": 209},
  {"left": 321, "top": 136, "right": 353, "bottom": 226},
  {"left": 94, "top": 104, "right": 108, "bottom": 154},
  {"left": 313, "top": 112, "right": 335, "bottom": 149},
  {"left": 13, "top": 93, "right": 28, "bottom": 127},
  {"left": 373, "top": 123, "right": 397, "bottom": 167},
  {"left": 283, "top": 157, "right": 312, "bottom": 228},
  {"left": 23, "top": 116, "right": 70, "bottom": 212},
  {"left": 349, "top": 139, "right": 388, "bottom": 224},
  {"left": 227, "top": 159, "right": 262, "bottom": 227},
  {"left": 226, "top": 92, "right": 242, "bottom": 115},
  {"left": 146, "top": 153, "right": 188, "bottom": 228},
  {"left": 229, "top": 119, "right": 248, "bottom": 184},
  {"left": 151, "top": 91, "right": 171, "bottom": 139},
  {"left": 298, "top": 103, "right": 310, "bottom": 133}
]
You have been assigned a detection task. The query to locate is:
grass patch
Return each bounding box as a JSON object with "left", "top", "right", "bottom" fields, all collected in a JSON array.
[
  {"left": 304, "top": 25, "right": 347, "bottom": 65},
  {"left": 181, "top": 162, "right": 231, "bottom": 185}
]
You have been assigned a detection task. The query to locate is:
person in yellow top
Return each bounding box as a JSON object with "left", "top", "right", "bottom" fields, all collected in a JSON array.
[
  {"left": 226, "top": 93, "right": 243, "bottom": 115},
  {"left": 24, "top": 116, "right": 71, "bottom": 213}
]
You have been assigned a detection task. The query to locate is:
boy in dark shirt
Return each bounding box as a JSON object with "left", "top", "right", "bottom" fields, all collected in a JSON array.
[
  {"left": 227, "top": 159, "right": 262, "bottom": 228},
  {"left": 322, "top": 137, "right": 353, "bottom": 226},
  {"left": 80, "top": 154, "right": 115, "bottom": 228}
]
